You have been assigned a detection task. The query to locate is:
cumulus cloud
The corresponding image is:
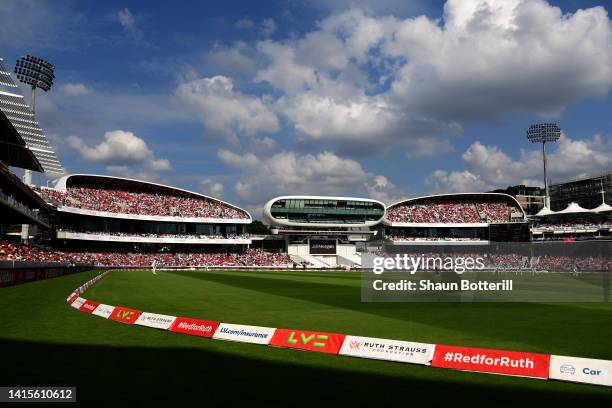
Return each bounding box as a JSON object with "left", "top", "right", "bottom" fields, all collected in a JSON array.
[
  {"left": 426, "top": 169, "right": 490, "bottom": 194},
  {"left": 387, "top": 0, "right": 612, "bottom": 120},
  {"left": 235, "top": 17, "right": 276, "bottom": 37},
  {"left": 217, "top": 149, "right": 405, "bottom": 211},
  {"left": 260, "top": 18, "right": 277, "bottom": 37},
  {"left": 60, "top": 83, "right": 90, "bottom": 96},
  {"left": 217, "top": 149, "right": 260, "bottom": 168},
  {"left": 427, "top": 133, "right": 612, "bottom": 193},
  {"left": 200, "top": 179, "right": 225, "bottom": 199},
  {"left": 174, "top": 75, "right": 279, "bottom": 143},
  {"left": 67, "top": 130, "right": 172, "bottom": 177},
  {"left": 210, "top": 2, "right": 612, "bottom": 158},
  {"left": 203, "top": 42, "right": 256, "bottom": 75},
  {"left": 117, "top": 8, "right": 143, "bottom": 41}
]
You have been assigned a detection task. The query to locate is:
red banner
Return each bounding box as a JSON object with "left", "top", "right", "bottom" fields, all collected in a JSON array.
[
  {"left": 108, "top": 306, "right": 142, "bottom": 324},
  {"left": 432, "top": 345, "right": 550, "bottom": 378},
  {"left": 169, "top": 317, "right": 219, "bottom": 337},
  {"left": 79, "top": 300, "right": 100, "bottom": 314},
  {"left": 67, "top": 292, "right": 79, "bottom": 305},
  {"left": 269, "top": 329, "right": 346, "bottom": 354}
]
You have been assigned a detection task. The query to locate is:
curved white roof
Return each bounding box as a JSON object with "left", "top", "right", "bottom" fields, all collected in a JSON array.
[
  {"left": 557, "top": 202, "right": 591, "bottom": 215},
  {"left": 535, "top": 206, "right": 556, "bottom": 217},
  {"left": 384, "top": 192, "right": 527, "bottom": 226},
  {"left": 50, "top": 173, "right": 251, "bottom": 223},
  {"left": 263, "top": 195, "right": 386, "bottom": 228},
  {"left": 593, "top": 202, "right": 612, "bottom": 213}
]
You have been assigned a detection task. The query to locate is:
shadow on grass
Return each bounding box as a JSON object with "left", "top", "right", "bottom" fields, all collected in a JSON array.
[{"left": 1, "top": 338, "right": 610, "bottom": 406}]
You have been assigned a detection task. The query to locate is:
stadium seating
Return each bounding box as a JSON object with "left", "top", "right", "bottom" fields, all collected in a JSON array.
[
  {"left": 33, "top": 186, "right": 249, "bottom": 220},
  {"left": 4, "top": 240, "right": 610, "bottom": 271},
  {"left": 386, "top": 236, "right": 484, "bottom": 242},
  {"left": 0, "top": 241, "right": 292, "bottom": 267},
  {"left": 57, "top": 230, "right": 249, "bottom": 240},
  {"left": 386, "top": 201, "right": 515, "bottom": 223}
]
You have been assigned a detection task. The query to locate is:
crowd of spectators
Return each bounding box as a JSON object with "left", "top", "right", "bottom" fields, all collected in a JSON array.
[
  {"left": 57, "top": 230, "right": 249, "bottom": 240},
  {"left": 0, "top": 241, "right": 292, "bottom": 267},
  {"left": 531, "top": 222, "right": 612, "bottom": 231},
  {"left": 1, "top": 241, "right": 50, "bottom": 263},
  {"left": 33, "top": 186, "right": 249, "bottom": 220},
  {"left": 386, "top": 201, "right": 516, "bottom": 223},
  {"left": 386, "top": 236, "right": 484, "bottom": 242},
  {"left": 531, "top": 222, "right": 612, "bottom": 241},
  {"left": 476, "top": 203, "right": 511, "bottom": 223}
]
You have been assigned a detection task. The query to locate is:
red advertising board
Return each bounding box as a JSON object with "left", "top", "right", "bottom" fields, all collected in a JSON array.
[
  {"left": 432, "top": 344, "right": 550, "bottom": 378},
  {"left": 169, "top": 317, "right": 219, "bottom": 337},
  {"left": 67, "top": 292, "right": 79, "bottom": 305},
  {"left": 269, "top": 329, "right": 346, "bottom": 355},
  {"left": 108, "top": 306, "right": 142, "bottom": 324},
  {"left": 79, "top": 300, "right": 100, "bottom": 314}
]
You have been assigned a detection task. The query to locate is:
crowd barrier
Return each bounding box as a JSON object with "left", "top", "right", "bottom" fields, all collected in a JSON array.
[{"left": 67, "top": 271, "right": 612, "bottom": 388}]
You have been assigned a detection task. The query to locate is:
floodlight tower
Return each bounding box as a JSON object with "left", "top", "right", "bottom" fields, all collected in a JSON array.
[
  {"left": 14, "top": 55, "right": 55, "bottom": 243},
  {"left": 14, "top": 55, "right": 55, "bottom": 113},
  {"left": 14, "top": 55, "right": 55, "bottom": 186},
  {"left": 526, "top": 123, "right": 561, "bottom": 209}
]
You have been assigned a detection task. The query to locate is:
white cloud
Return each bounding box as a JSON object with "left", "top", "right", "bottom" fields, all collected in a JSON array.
[
  {"left": 204, "top": 42, "right": 255, "bottom": 75},
  {"left": 174, "top": 75, "right": 279, "bottom": 142},
  {"left": 426, "top": 169, "right": 490, "bottom": 193},
  {"left": 60, "top": 83, "right": 90, "bottom": 96},
  {"left": 67, "top": 130, "right": 172, "bottom": 176},
  {"left": 387, "top": 0, "right": 612, "bottom": 119},
  {"left": 118, "top": 8, "right": 143, "bottom": 41},
  {"left": 236, "top": 18, "right": 255, "bottom": 30},
  {"left": 255, "top": 41, "right": 319, "bottom": 95},
  {"left": 217, "top": 149, "right": 260, "bottom": 168},
  {"left": 200, "top": 179, "right": 225, "bottom": 199},
  {"left": 235, "top": 17, "right": 276, "bottom": 37},
  {"left": 427, "top": 133, "right": 612, "bottom": 193},
  {"left": 241, "top": 2, "right": 612, "bottom": 157},
  {"left": 218, "top": 149, "right": 404, "bottom": 209},
  {"left": 260, "top": 18, "right": 276, "bottom": 37},
  {"left": 249, "top": 136, "right": 281, "bottom": 155}
]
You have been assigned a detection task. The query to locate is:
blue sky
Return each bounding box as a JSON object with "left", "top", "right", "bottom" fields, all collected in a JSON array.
[{"left": 2, "top": 0, "right": 612, "bottom": 216}]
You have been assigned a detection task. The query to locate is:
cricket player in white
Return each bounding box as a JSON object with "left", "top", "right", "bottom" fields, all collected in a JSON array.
[{"left": 151, "top": 259, "right": 157, "bottom": 275}]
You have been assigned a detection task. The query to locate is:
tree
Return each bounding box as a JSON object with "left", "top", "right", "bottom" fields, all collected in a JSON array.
[{"left": 246, "top": 220, "right": 271, "bottom": 235}]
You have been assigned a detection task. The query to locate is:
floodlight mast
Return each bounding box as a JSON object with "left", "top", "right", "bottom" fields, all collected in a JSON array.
[
  {"left": 13, "top": 55, "right": 55, "bottom": 187},
  {"left": 526, "top": 123, "right": 561, "bottom": 208},
  {"left": 14, "top": 55, "right": 55, "bottom": 242}
]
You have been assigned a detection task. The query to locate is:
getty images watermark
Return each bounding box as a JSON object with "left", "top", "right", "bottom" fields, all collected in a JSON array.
[
  {"left": 373, "top": 254, "right": 486, "bottom": 275},
  {"left": 361, "top": 250, "right": 612, "bottom": 302},
  {"left": 370, "top": 254, "right": 513, "bottom": 293}
]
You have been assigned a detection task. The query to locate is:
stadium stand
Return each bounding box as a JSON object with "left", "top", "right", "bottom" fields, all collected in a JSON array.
[
  {"left": 386, "top": 201, "right": 518, "bottom": 224},
  {"left": 33, "top": 186, "right": 248, "bottom": 220},
  {"left": 382, "top": 193, "right": 529, "bottom": 243},
  {"left": 56, "top": 230, "right": 249, "bottom": 240},
  {"left": 0, "top": 241, "right": 293, "bottom": 267}
]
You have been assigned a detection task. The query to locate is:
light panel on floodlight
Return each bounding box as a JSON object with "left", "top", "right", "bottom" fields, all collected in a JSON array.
[
  {"left": 526, "top": 123, "right": 561, "bottom": 143},
  {"left": 14, "top": 55, "right": 55, "bottom": 92}
]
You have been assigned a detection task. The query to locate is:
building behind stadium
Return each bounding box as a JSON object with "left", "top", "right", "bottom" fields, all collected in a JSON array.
[{"left": 550, "top": 173, "right": 612, "bottom": 211}]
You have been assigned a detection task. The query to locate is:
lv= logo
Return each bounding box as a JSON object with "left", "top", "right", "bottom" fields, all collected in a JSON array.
[{"left": 286, "top": 331, "right": 329, "bottom": 348}]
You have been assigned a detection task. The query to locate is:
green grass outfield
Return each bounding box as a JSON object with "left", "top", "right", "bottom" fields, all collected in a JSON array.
[{"left": 1, "top": 269, "right": 612, "bottom": 406}]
